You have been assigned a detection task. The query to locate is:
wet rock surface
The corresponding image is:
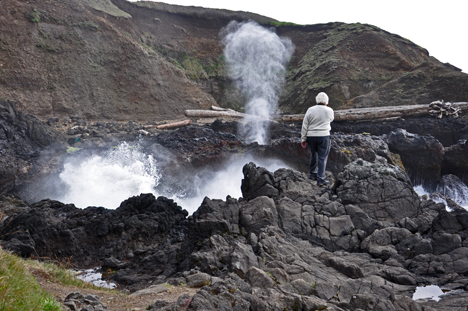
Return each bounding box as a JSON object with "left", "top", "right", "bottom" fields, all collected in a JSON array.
[
  {"left": 385, "top": 128, "right": 445, "bottom": 189},
  {"left": 0, "top": 194, "right": 188, "bottom": 266},
  {"left": 2, "top": 103, "right": 468, "bottom": 309},
  {"left": 3, "top": 157, "right": 468, "bottom": 310}
]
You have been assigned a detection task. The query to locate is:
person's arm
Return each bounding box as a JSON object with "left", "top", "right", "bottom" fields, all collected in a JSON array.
[{"left": 301, "top": 111, "right": 310, "bottom": 142}]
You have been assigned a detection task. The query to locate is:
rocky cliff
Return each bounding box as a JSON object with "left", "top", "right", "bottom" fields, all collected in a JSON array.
[
  {"left": 0, "top": 0, "right": 467, "bottom": 122},
  {"left": 2, "top": 96, "right": 468, "bottom": 310},
  {"left": 3, "top": 158, "right": 468, "bottom": 310}
]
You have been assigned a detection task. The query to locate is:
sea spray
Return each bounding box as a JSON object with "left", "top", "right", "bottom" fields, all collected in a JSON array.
[
  {"left": 222, "top": 21, "right": 294, "bottom": 144},
  {"left": 436, "top": 174, "right": 468, "bottom": 207},
  {"left": 414, "top": 175, "right": 468, "bottom": 211},
  {"left": 57, "top": 142, "right": 160, "bottom": 209},
  {"left": 176, "top": 156, "right": 288, "bottom": 213},
  {"left": 35, "top": 141, "right": 289, "bottom": 214}
]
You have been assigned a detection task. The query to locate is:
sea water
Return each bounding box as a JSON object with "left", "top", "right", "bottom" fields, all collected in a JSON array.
[
  {"left": 76, "top": 268, "right": 117, "bottom": 289},
  {"left": 414, "top": 179, "right": 468, "bottom": 211},
  {"left": 412, "top": 285, "right": 444, "bottom": 302}
]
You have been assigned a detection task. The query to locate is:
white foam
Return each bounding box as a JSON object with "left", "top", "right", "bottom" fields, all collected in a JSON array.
[
  {"left": 415, "top": 182, "right": 468, "bottom": 211},
  {"left": 57, "top": 142, "right": 160, "bottom": 209},
  {"left": 177, "top": 156, "right": 288, "bottom": 213},
  {"left": 45, "top": 142, "right": 289, "bottom": 215}
]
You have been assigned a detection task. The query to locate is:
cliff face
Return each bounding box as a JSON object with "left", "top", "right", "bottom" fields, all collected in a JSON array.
[
  {"left": 0, "top": 0, "right": 215, "bottom": 121},
  {"left": 0, "top": 0, "right": 467, "bottom": 121},
  {"left": 278, "top": 23, "right": 468, "bottom": 112}
]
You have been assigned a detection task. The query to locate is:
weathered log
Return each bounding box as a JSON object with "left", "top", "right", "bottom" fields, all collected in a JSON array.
[
  {"left": 185, "top": 109, "right": 246, "bottom": 118},
  {"left": 156, "top": 119, "right": 191, "bottom": 129},
  {"left": 275, "top": 102, "right": 468, "bottom": 122},
  {"left": 211, "top": 106, "right": 236, "bottom": 112},
  {"left": 185, "top": 109, "right": 272, "bottom": 121},
  {"left": 185, "top": 102, "right": 468, "bottom": 122}
]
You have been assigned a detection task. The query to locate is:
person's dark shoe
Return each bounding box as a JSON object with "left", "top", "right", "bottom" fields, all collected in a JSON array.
[
  {"left": 317, "top": 180, "right": 330, "bottom": 186},
  {"left": 309, "top": 174, "right": 317, "bottom": 180}
]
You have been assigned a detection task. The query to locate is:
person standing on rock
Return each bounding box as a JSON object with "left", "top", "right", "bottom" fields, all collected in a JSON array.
[{"left": 301, "top": 92, "right": 334, "bottom": 186}]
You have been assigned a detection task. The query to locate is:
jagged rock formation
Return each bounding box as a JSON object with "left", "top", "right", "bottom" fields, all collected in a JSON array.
[
  {"left": 2, "top": 101, "right": 468, "bottom": 309},
  {"left": 0, "top": 0, "right": 467, "bottom": 122},
  {"left": 385, "top": 128, "right": 445, "bottom": 188},
  {"left": 0, "top": 99, "right": 65, "bottom": 195},
  {"left": 3, "top": 158, "right": 468, "bottom": 310}
]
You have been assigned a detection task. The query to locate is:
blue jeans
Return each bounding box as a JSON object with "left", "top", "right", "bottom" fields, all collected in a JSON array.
[{"left": 306, "top": 136, "right": 331, "bottom": 182}]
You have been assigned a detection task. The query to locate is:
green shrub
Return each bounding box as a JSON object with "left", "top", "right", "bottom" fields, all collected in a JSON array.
[{"left": 25, "top": 10, "right": 41, "bottom": 23}]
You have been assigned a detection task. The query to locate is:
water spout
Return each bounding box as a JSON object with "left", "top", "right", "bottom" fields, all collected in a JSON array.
[{"left": 222, "top": 21, "right": 294, "bottom": 144}]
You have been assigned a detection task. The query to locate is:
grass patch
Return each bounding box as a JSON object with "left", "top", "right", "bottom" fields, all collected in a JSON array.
[
  {"left": 0, "top": 245, "right": 120, "bottom": 311},
  {"left": 80, "top": 0, "right": 131, "bottom": 18},
  {"left": 0, "top": 247, "right": 61, "bottom": 311},
  {"left": 182, "top": 56, "right": 208, "bottom": 82},
  {"left": 26, "top": 258, "right": 119, "bottom": 293},
  {"left": 266, "top": 21, "right": 299, "bottom": 27}
]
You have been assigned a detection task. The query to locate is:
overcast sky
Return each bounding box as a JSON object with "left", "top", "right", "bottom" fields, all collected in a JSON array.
[{"left": 129, "top": 0, "right": 467, "bottom": 74}]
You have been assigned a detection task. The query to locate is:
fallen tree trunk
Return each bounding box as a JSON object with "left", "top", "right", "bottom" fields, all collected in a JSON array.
[
  {"left": 185, "top": 102, "right": 468, "bottom": 122},
  {"left": 210, "top": 106, "right": 236, "bottom": 112},
  {"left": 156, "top": 119, "right": 191, "bottom": 129},
  {"left": 185, "top": 109, "right": 246, "bottom": 118},
  {"left": 185, "top": 109, "right": 272, "bottom": 121},
  {"left": 275, "top": 102, "right": 468, "bottom": 122}
]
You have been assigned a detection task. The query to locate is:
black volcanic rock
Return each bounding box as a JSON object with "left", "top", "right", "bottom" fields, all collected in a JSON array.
[
  {"left": 0, "top": 194, "right": 188, "bottom": 267},
  {"left": 3, "top": 157, "right": 468, "bottom": 309},
  {"left": 385, "top": 128, "right": 445, "bottom": 189},
  {"left": 442, "top": 140, "right": 468, "bottom": 184},
  {"left": 336, "top": 159, "right": 421, "bottom": 222},
  {"left": 3, "top": 116, "right": 468, "bottom": 309},
  {"left": 0, "top": 100, "right": 65, "bottom": 195},
  {"left": 241, "top": 162, "right": 279, "bottom": 200}
]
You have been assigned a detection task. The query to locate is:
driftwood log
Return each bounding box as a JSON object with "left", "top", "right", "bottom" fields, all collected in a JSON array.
[
  {"left": 428, "top": 100, "right": 462, "bottom": 118},
  {"left": 185, "top": 108, "right": 271, "bottom": 121},
  {"left": 275, "top": 102, "right": 468, "bottom": 122},
  {"left": 185, "top": 102, "right": 468, "bottom": 122},
  {"left": 156, "top": 119, "right": 191, "bottom": 129},
  {"left": 185, "top": 109, "right": 246, "bottom": 118}
]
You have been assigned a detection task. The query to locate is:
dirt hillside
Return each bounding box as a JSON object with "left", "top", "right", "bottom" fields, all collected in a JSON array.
[{"left": 0, "top": 0, "right": 467, "bottom": 121}]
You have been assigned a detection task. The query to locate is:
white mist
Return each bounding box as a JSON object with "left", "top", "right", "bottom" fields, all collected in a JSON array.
[
  {"left": 48, "top": 142, "right": 289, "bottom": 215},
  {"left": 222, "top": 21, "right": 294, "bottom": 144},
  {"left": 177, "top": 156, "right": 288, "bottom": 213}
]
